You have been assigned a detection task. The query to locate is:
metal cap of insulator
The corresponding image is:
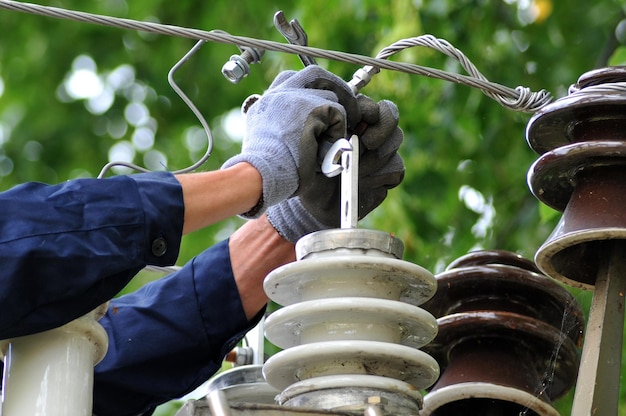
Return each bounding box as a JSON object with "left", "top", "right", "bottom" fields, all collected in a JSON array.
[
  {"left": 526, "top": 66, "right": 626, "bottom": 288},
  {"left": 295, "top": 228, "right": 405, "bottom": 261},
  {"left": 420, "top": 250, "right": 584, "bottom": 416}
]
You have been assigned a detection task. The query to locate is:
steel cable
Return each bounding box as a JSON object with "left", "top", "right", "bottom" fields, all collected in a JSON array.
[{"left": 0, "top": 0, "right": 553, "bottom": 112}]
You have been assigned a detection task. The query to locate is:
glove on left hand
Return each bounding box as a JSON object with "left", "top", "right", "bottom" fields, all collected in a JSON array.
[
  {"left": 268, "top": 95, "right": 406, "bottom": 242},
  {"left": 221, "top": 66, "right": 358, "bottom": 218}
]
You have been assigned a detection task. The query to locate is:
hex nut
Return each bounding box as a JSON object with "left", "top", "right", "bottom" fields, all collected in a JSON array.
[{"left": 222, "top": 57, "right": 249, "bottom": 83}]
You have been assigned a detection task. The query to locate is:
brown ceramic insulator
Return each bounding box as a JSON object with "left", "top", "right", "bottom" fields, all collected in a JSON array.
[
  {"left": 444, "top": 249, "right": 541, "bottom": 273},
  {"left": 420, "top": 250, "right": 584, "bottom": 416},
  {"left": 528, "top": 141, "right": 626, "bottom": 213},
  {"left": 530, "top": 154, "right": 626, "bottom": 288},
  {"left": 526, "top": 67, "right": 626, "bottom": 288},
  {"left": 422, "top": 250, "right": 584, "bottom": 345},
  {"left": 526, "top": 66, "right": 626, "bottom": 155}
]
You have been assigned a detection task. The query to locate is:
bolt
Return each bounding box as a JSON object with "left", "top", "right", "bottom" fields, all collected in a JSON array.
[
  {"left": 222, "top": 47, "right": 264, "bottom": 84},
  {"left": 222, "top": 55, "right": 250, "bottom": 84}
]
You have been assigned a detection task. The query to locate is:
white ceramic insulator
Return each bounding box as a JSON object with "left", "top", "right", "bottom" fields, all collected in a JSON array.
[
  {"left": 262, "top": 229, "right": 440, "bottom": 412},
  {"left": 0, "top": 304, "right": 109, "bottom": 416}
]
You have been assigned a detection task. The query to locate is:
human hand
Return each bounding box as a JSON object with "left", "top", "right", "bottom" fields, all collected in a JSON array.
[
  {"left": 267, "top": 95, "right": 405, "bottom": 242},
  {"left": 222, "top": 65, "right": 359, "bottom": 218}
]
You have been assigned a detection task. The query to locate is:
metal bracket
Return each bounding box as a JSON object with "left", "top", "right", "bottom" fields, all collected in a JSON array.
[{"left": 321, "top": 135, "right": 359, "bottom": 229}]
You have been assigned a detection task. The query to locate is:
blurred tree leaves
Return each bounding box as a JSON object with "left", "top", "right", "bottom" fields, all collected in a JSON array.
[{"left": 2, "top": 0, "right": 626, "bottom": 413}]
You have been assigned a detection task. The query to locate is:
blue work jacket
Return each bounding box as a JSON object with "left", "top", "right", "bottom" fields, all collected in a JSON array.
[{"left": 0, "top": 172, "right": 260, "bottom": 415}]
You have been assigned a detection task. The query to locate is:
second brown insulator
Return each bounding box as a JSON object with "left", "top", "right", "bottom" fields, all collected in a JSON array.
[
  {"left": 420, "top": 250, "right": 584, "bottom": 416},
  {"left": 526, "top": 66, "right": 626, "bottom": 289}
]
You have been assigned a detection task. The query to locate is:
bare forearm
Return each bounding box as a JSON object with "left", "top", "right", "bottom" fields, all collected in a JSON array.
[
  {"left": 229, "top": 214, "right": 296, "bottom": 320},
  {"left": 176, "top": 163, "right": 293, "bottom": 319},
  {"left": 176, "top": 163, "right": 262, "bottom": 235}
]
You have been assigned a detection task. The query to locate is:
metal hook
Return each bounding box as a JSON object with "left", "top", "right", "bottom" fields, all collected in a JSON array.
[{"left": 320, "top": 138, "right": 352, "bottom": 178}]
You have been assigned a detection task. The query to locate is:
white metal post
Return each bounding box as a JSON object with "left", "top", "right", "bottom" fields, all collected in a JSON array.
[{"left": 0, "top": 304, "right": 109, "bottom": 416}]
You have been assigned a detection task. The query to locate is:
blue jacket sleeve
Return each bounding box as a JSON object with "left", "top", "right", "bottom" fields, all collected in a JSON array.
[
  {"left": 92, "top": 239, "right": 263, "bottom": 416},
  {"left": 0, "top": 172, "right": 184, "bottom": 339}
]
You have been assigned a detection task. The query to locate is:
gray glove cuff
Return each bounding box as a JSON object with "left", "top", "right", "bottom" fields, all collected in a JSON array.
[
  {"left": 267, "top": 197, "right": 329, "bottom": 243},
  {"left": 222, "top": 154, "right": 298, "bottom": 219}
]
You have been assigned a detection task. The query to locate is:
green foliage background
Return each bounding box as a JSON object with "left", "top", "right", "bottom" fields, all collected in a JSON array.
[{"left": 1, "top": 0, "right": 626, "bottom": 414}]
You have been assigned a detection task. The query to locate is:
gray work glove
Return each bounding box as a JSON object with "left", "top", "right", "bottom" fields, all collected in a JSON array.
[
  {"left": 222, "top": 65, "right": 359, "bottom": 218},
  {"left": 267, "top": 95, "right": 405, "bottom": 242}
]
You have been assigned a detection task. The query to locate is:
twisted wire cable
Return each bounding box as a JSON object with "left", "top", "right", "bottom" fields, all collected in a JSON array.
[
  {"left": 0, "top": 0, "right": 553, "bottom": 112},
  {"left": 375, "top": 35, "right": 551, "bottom": 112}
]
